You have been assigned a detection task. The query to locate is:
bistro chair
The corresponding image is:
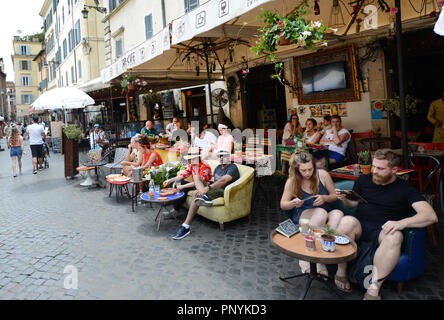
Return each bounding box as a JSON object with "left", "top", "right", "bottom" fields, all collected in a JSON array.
[
  {"left": 331, "top": 180, "right": 427, "bottom": 294},
  {"left": 351, "top": 131, "right": 375, "bottom": 156},
  {"left": 421, "top": 163, "right": 443, "bottom": 251},
  {"left": 280, "top": 151, "right": 292, "bottom": 175},
  {"left": 407, "top": 142, "right": 435, "bottom": 192},
  {"left": 104, "top": 147, "right": 128, "bottom": 174}
]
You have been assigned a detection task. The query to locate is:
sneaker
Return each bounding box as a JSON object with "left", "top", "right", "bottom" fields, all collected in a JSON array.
[
  {"left": 13, "top": 174, "right": 17, "bottom": 178},
  {"left": 172, "top": 226, "right": 190, "bottom": 240},
  {"left": 194, "top": 195, "right": 213, "bottom": 207},
  {"left": 33, "top": 170, "right": 37, "bottom": 174}
]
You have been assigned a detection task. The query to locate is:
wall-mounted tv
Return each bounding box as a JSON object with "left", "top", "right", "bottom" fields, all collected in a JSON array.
[
  {"left": 293, "top": 45, "right": 361, "bottom": 105},
  {"left": 301, "top": 62, "right": 347, "bottom": 94}
]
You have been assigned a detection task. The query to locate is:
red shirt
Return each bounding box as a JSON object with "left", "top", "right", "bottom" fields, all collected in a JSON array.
[
  {"left": 144, "top": 150, "right": 163, "bottom": 167},
  {"left": 180, "top": 161, "right": 212, "bottom": 183}
]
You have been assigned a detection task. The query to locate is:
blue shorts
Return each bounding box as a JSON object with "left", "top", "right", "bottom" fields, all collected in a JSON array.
[
  {"left": 315, "top": 150, "right": 345, "bottom": 163},
  {"left": 10, "top": 146, "right": 23, "bottom": 157},
  {"left": 359, "top": 221, "right": 383, "bottom": 244}
]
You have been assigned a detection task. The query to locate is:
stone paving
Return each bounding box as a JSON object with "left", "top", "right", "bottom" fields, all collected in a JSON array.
[{"left": 0, "top": 138, "right": 443, "bottom": 300}]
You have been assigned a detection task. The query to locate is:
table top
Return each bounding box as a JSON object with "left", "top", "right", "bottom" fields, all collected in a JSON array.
[
  {"left": 140, "top": 191, "right": 185, "bottom": 204},
  {"left": 106, "top": 178, "right": 131, "bottom": 185},
  {"left": 411, "top": 150, "right": 444, "bottom": 157},
  {"left": 83, "top": 160, "right": 107, "bottom": 167},
  {"left": 360, "top": 137, "right": 397, "bottom": 143},
  {"left": 331, "top": 164, "right": 413, "bottom": 176},
  {"left": 270, "top": 230, "right": 357, "bottom": 265}
]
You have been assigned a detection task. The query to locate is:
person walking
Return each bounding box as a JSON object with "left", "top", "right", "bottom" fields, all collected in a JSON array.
[
  {"left": 26, "top": 116, "right": 45, "bottom": 174},
  {"left": 8, "top": 127, "right": 26, "bottom": 177}
]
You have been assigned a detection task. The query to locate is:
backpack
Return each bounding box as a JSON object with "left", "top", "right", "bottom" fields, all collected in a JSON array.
[{"left": 347, "top": 240, "right": 379, "bottom": 290}]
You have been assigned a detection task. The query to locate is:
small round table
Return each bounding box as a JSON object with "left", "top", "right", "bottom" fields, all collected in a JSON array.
[
  {"left": 140, "top": 191, "right": 185, "bottom": 231},
  {"left": 270, "top": 230, "right": 357, "bottom": 300},
  {"left": 82, "top": 160, "right": 107, "bottom": 187}
]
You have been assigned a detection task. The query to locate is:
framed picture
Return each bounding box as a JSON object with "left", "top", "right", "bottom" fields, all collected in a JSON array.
[
  {"left": 322, "top": 105, "right": 331, "bottom": 116},
  {"left": 293, "top": 45, "right": 361, "bottom": 105}
]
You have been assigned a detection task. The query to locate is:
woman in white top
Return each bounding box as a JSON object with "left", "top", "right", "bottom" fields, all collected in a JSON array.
[
  {"left": 282, "top": 114, "right": 304, "bottom": 144},
  {"left": 8, "top": 127, "right": 26, "bottom": 177},
  {"left": 303, "top": 118, "right": 321, "bottom": 144},
  {"left": 316, "top": 115, "right": 351, "bottom": 169}
]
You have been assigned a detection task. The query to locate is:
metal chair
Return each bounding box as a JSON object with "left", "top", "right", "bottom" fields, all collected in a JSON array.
[{"left": 104, "top": 147, "right": 128, "bottom": 174}]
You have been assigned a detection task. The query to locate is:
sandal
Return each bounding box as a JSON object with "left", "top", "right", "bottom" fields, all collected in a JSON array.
[
  {"left": 334, "top": 275, "right": 352, "bottom": 293},
  {"left": 363, "top": 292, "right": 381, "bottom": 300}
]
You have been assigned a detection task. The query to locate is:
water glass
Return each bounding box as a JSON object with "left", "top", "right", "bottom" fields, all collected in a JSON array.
[{"left": 154, "top": 185, "right": 160, "bottom": 193}]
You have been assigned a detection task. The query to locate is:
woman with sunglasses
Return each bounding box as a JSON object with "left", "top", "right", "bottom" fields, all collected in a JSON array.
[{"left": 282, "top": 114, "right": 304, "bottom": 144}]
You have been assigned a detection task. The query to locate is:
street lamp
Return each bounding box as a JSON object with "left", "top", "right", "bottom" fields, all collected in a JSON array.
[{"left": 82, "top": 5, "right": 107, "bottom": 19}]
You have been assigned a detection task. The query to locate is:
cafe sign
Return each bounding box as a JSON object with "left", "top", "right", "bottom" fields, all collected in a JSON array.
[
  {"left": 101, "top": 27, "right": 171, "bottom": 83},
  {"left": 172, "top": 0, "right": 272, "bottom": 45}
]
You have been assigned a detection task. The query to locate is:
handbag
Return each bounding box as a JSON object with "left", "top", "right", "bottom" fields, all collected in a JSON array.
[{"left": 347, "top": 240, "right": 378, "bottom": 290}]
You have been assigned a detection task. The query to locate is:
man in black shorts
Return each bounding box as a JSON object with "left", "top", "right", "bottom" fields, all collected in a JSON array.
[
  {"left": 26, "top": 117, "right": 45, "bottom": 174},
  {"left": 334, "top": 149, "right": 437, "bottom": 299}
]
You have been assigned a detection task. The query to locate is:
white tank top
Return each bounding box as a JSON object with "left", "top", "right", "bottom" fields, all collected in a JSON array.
[{"left": 324, "top": 128, "right": 350, "bottom": 156}]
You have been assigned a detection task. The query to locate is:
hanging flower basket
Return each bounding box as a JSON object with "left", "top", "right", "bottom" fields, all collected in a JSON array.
[
  {"left": 120, "top": 74, "right": 148, "bottom": 95},
  {"left": 251, "top": 0, "right": 334, "bottom": 61}
]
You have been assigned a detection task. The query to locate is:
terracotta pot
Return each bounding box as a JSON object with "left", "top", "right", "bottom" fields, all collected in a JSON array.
[
  {"left": 359, "top": 164, "right": 372, "bottom": 175},
  {"left": 278, "top": 32, "right": 291, "bottom": 45}
]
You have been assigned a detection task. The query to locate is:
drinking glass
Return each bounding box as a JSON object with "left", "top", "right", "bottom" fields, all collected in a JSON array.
[
  {"left": 300, "top": 218, "right": 310, "bottom": 234},
  {"left": 154, "top": 185, "right": 160, "bottom": 193}
]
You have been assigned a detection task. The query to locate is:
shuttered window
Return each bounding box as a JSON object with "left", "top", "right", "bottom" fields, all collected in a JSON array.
[{"left": 145, "top": 14, "right": 153, "bottom": 40}]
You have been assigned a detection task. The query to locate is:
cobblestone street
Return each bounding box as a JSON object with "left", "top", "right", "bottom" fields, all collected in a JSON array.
[{"left": 0, "top": 139, "right": 443, "bottom": 300}]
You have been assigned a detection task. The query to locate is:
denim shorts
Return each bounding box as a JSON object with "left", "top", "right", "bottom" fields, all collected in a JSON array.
[{"left": 10, "top": 146, "right": 23, "bottom": 157}]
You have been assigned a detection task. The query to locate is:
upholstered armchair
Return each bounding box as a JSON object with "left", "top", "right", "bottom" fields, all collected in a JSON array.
[{"left": 183, "top": 160, "right": 255, "bottom": 231}]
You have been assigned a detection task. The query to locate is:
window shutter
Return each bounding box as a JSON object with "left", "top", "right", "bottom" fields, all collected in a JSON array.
[
  {"left": 27, "top": 61, "right": 31, "bottom": 70},
  {"left": 145, "top": 14, "right": 153, "bottom": 40}
]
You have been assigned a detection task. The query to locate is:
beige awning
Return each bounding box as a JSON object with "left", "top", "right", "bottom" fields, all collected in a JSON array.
[{"left": 77, "top": 76, "right": 111, "bottom": 93}]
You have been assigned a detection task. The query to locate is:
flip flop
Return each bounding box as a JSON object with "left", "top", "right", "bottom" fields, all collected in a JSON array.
[
  {"left": 334, "top": 275, "right": 352, "bottom": 293},
  {"left": 363, "top": 292, "right": 381, "bottom": 300}
]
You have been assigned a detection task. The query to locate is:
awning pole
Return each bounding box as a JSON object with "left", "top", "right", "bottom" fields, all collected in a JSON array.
[
  {"left": 205, "top": 50, "right": 215, "bottom": 127},
  {"left": 395, "top": 0, "right": 409, "bottom": 169}
]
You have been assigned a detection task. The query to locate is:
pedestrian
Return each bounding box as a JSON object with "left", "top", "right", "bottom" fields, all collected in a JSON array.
[
  {"left": 26, "top": 116, "right": 46, "bottom": 174},
  {"left": 8, "top": 127, "right": 26, "bottom": 177}
]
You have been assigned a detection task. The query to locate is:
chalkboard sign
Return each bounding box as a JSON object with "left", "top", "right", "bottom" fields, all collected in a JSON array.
[
  {"left": 162, "top": 92, "right": 173, "bottom": 106},
  {"left": 52, "top": 137, "right": 62, "bottom": 153},
  {"left": 162, "top": 107, "right": 174, "bottom": 119}
]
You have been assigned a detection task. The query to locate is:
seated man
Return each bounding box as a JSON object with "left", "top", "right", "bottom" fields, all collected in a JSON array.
[
  {"left": 163, "top": 147, "right": 212, "bottom": 219},
  {"left": 316, "top": 115, "right": 350, "bottom": 169},
  {"left": 140, "top": 120, "right": 159, "bottom": 139},
  {"left": 334, "top": 149, "right": 438, "bottom": 300},
  {"left": 172, "top": 149, "right": 240, "bottom": 240}
]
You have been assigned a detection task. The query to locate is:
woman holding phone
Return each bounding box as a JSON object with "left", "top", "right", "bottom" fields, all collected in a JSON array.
[{"left": 280, "top": 149, "right": 344, "bottom": 275}]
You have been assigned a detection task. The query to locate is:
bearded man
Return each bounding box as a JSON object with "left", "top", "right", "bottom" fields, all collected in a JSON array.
[{"left": 334, "top": 149, "right": 437, "bottom": 300}]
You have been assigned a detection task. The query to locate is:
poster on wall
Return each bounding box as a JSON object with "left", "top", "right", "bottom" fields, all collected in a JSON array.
[
  {"left": 371, "top": 100, "right": 387, "bottom": 120},
  {"left": 322, "top": 105, "right": 331, "bottom": 116},
  {"left": 338, "top": 104, "right": 348, "bottom": 117}
]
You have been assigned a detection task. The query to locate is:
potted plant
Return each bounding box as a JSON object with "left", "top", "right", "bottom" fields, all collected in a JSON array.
[
  {"left": 251, "top": 0, "right": 333, "bottom": 62},
  {"left": 62, "top": 124, "right": 82, "bottom": 178},
  {"left": 120, "top": 74, "right": 148, "bottom": 95},
  {"left": 321, "top": 224, "right": 336, "bottom": 252},
  {"left": 357, "top": 150, "right": 372, "bottom": 175}
]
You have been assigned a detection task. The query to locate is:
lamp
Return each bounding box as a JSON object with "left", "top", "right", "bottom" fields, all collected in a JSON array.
[
  {"left": 82, "top": 5, "right": 107, "bottom": 19},
  {"left": 329, "top": 0, "right": 345, "bottom": 28}
]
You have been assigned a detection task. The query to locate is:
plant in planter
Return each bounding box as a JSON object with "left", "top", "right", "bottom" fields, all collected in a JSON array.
[
  {"left": 251, "top": 0, "right": 332, "bottom": 62},
  {"left": 357, "top": 150, "right": 372, "bottom": 174},
  {"left": 321, "top": 224, "right": 336, "bottom": 252},
  {"left": 63, "top": 124, "right": 82, "bottom": 141},
  {"left": 120, "top": 74, "right": 148, "bottom": 95}
]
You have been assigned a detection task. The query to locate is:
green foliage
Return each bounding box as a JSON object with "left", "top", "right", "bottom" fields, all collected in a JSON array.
[
  {"left": 144, "top": 162, "right": 185, "bottom": 187},
  {"left": 251, "top": 1, "right": 330, "bottom": 61},
  {"left": 325, "top": 224, "right": 335, "bottom": 235},
  {"left": 120, "top": 74, "right": 148, "bottom": 93},
  {"left": 357, "top": 150, "right": 371, "bottom": 165},
  {"left": 63, "top": 124, "right": 82, "bottom": 140}
]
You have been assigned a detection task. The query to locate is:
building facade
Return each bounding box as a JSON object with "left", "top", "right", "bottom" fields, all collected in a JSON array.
[
  {"left": 6, "top": 82, "right": 16, "bottom": 122},
  {"left": 40, "top": 0, "right": 106, "bottom": 90},
  {"left": 11, "top": 36, "right": 42, "bottom": 122},
  {"left": 0, "top": 59, "right": 7, "bottom": 121}
]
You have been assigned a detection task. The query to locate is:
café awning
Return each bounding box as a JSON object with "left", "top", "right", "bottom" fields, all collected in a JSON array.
[{"left": 77, "top": 76, "right": 111, "bottom": 93}]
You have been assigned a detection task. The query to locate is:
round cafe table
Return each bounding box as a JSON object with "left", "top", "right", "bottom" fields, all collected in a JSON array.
[
  {"left": 270, "top": 229, "right": 357, "bottom": 300},
  {"left": 140, "top": 191, "right": 185, "bottom": 231}
]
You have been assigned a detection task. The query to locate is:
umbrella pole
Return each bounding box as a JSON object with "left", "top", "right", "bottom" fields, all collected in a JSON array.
[
  {"left": 126, "top": 94, "right": 130, "bottom": 122},
  {"left": 205, "top": 51, "right": 215, "bottom": 127},
  {"left": 395, "top": 0, "right": 409, "bottom": 169}
]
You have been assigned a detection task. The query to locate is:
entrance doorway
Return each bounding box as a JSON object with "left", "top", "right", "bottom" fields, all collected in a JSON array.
[
  {"left": 243, "top": 64, "right": 287, "bottom": 130},
  {"left": 183, "top": 86, "right": 207, "bottom": 127}
]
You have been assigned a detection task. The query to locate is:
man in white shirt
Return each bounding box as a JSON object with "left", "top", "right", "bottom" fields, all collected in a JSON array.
[
  {"left": 166, "top": 117, "right": 179, "bottom": 135},
  {"left": 89, "top": 124, "right": 103, "bottom": 150},
  {"left": 316, "top": 115, "right": 351, "bottom": 169},
  {"left": 27, "top": 116, "right": 45, "bottom": 174},
  {"left": 38, "top": 117, "right": 46, "bottom": 130}
]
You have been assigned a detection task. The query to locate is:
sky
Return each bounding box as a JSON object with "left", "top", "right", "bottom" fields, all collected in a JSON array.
[{"left": 0, "top": 0, "right": 45, "bottom": 81}]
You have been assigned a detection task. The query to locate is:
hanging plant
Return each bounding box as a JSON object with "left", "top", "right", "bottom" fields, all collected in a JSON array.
[
  {"left": 120, "top": 74, "right": 148, "bottom": 94},
  {"left": 251, "top": 0, "right": 333, "bottom": 62}
]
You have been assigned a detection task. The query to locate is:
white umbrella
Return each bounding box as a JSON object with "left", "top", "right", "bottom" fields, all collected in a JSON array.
[{"left": 31, "top": 87, "right": 95, "bottom": 111}]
